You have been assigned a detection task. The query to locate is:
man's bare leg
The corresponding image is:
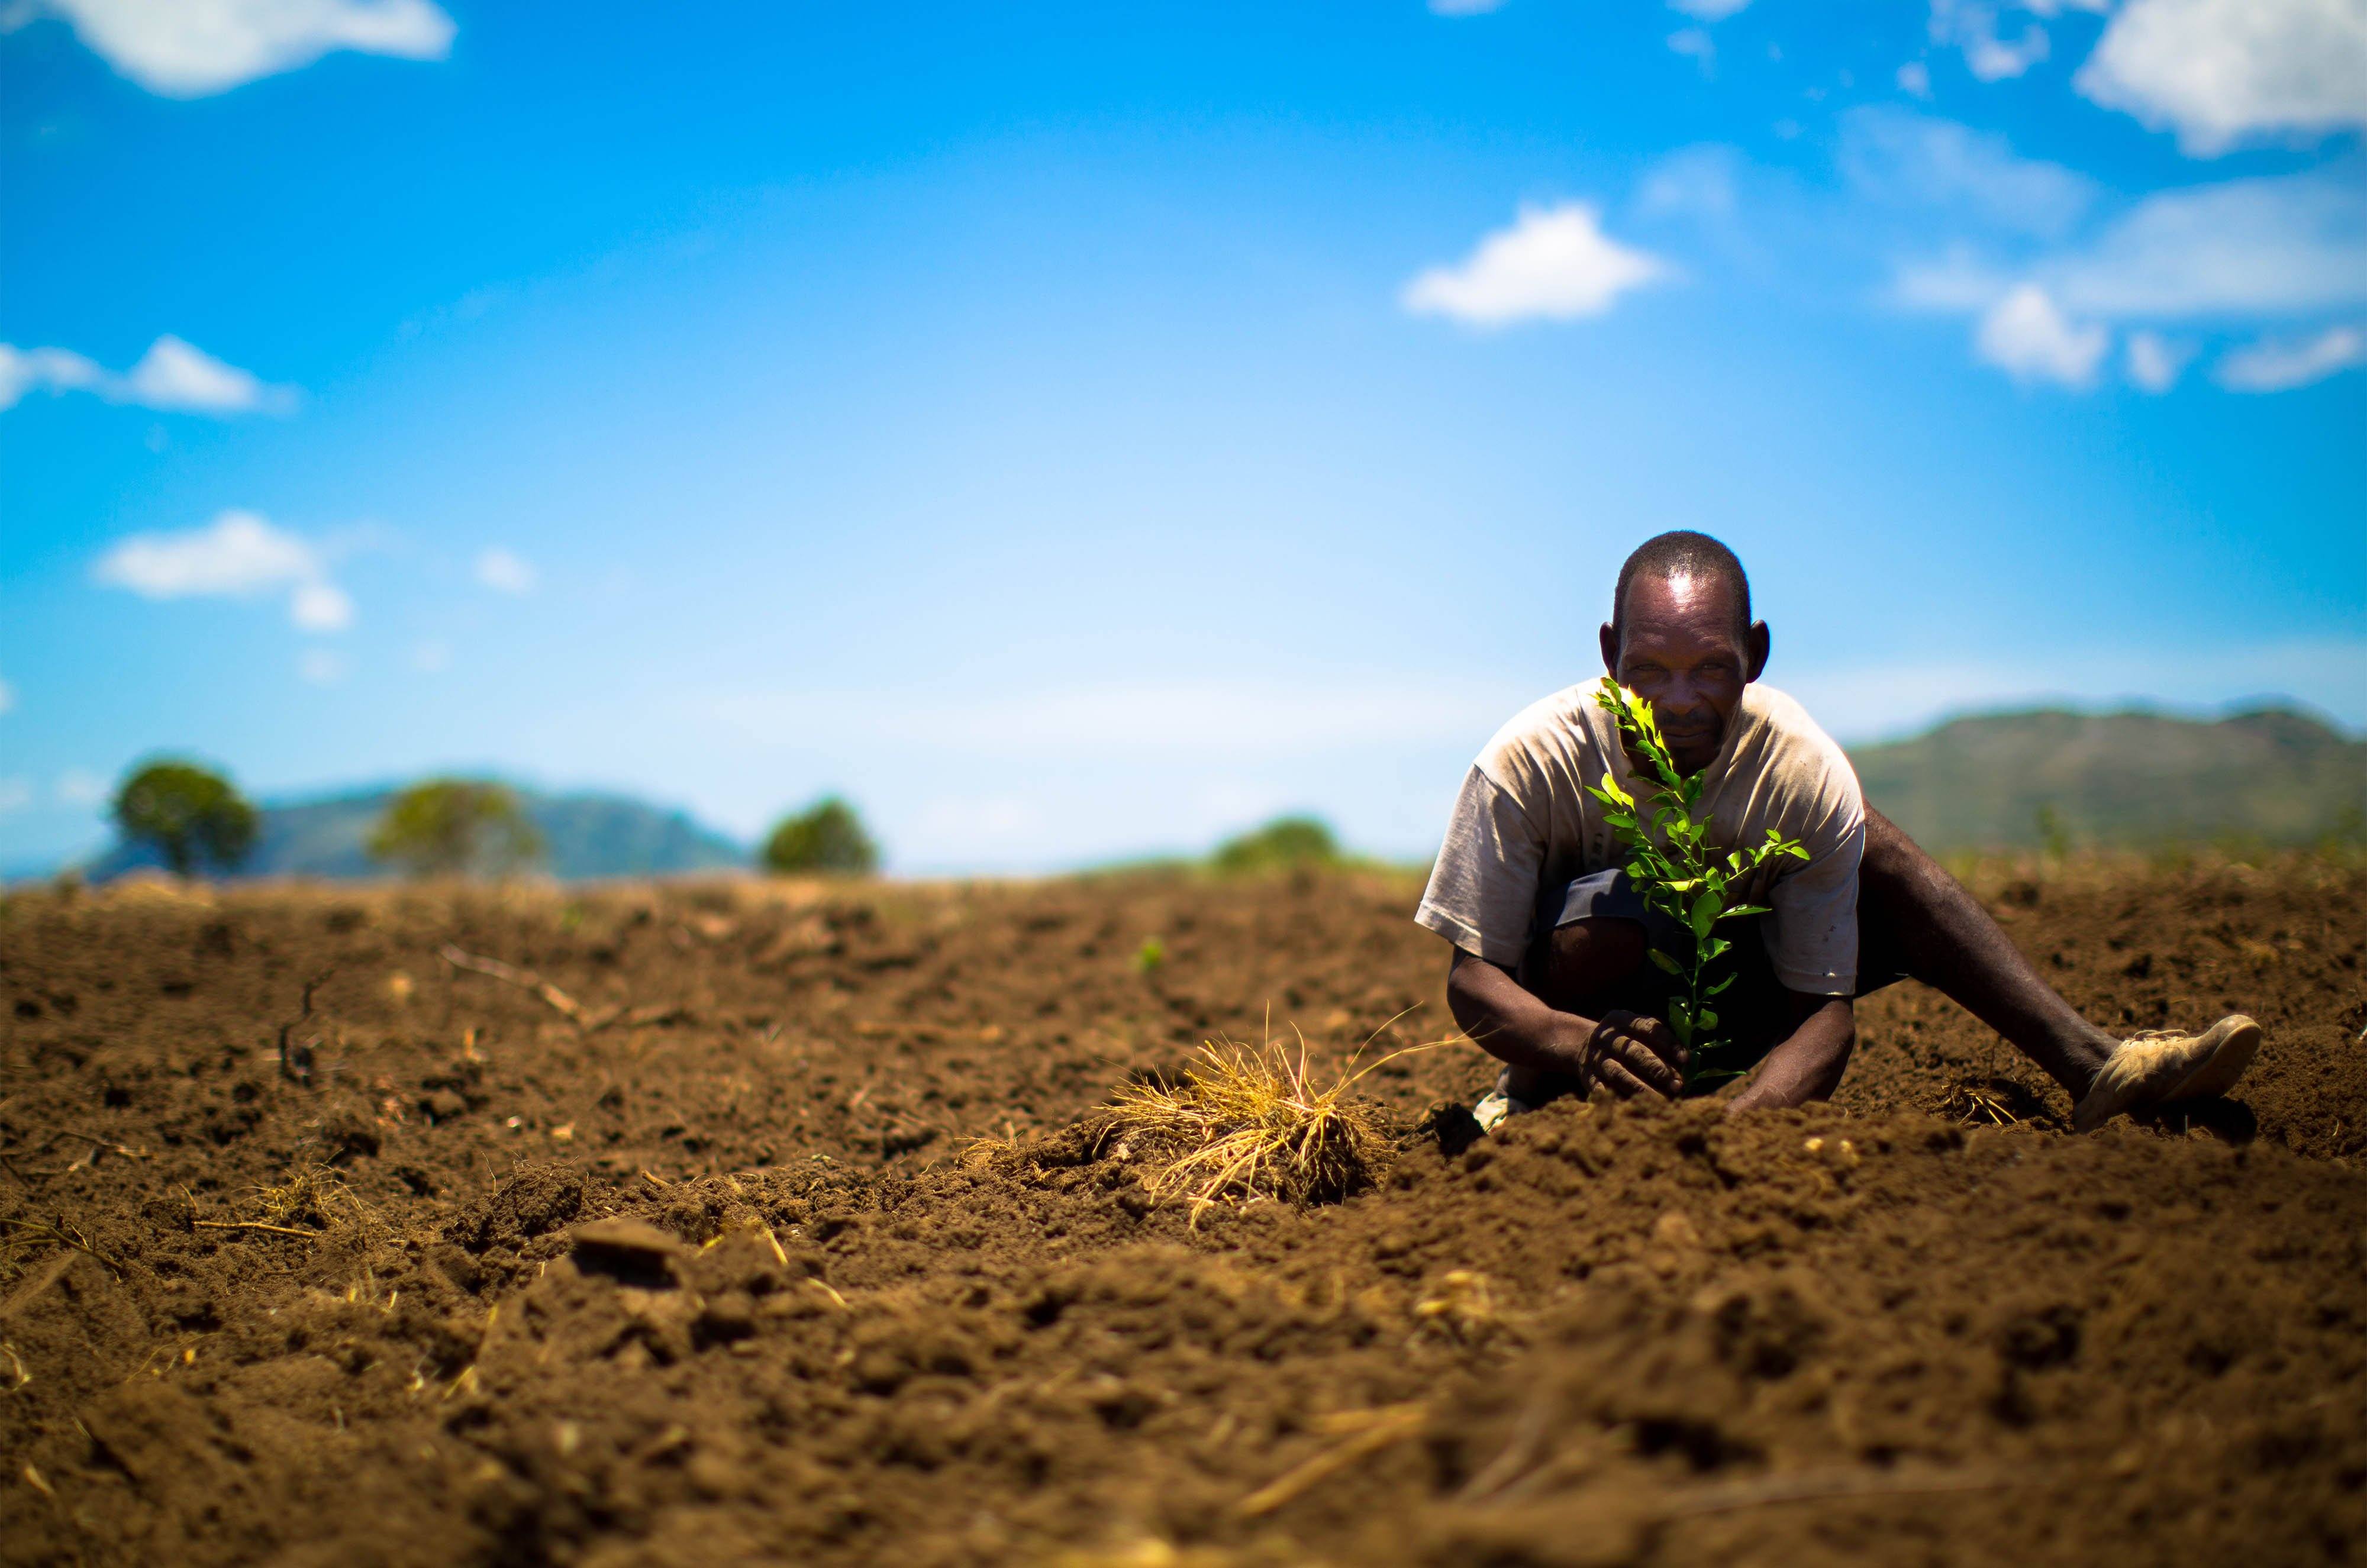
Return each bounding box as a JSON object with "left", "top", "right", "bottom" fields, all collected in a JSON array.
[{"left": 1860, "top": 807, "right": 2118, "bottom": 1099}]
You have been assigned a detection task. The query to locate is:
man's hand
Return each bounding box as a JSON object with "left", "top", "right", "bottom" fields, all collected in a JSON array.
[
  {"left": 1724, "top": 994, "right": 1855, "bottom": 1113},
  {"left": 1583, "top": 1009, "right": 1687, "bottom": 1099}
]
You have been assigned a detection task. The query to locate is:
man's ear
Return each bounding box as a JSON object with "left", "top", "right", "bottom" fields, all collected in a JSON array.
[
  {"left": 1599, "top": 621, "right": 1620, "bottom": 677},
  {"left": 1745, "top": 620, "right": 1771, "bottom": 682}
]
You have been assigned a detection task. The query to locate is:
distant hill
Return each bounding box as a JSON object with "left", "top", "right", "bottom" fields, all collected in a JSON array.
[
  {"left": 1847, "top": 706, "right": 2367, "bottom": 853},
  {"left": 82, "top": 785, "right": 749, "bottom": 883}
]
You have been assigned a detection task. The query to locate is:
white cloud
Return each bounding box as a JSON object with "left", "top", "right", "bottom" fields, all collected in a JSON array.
[
  {"left": 290, "top": 579, "right": 356, "bottom": 631},
  {"left": 1637, "top": 148, "right": 1743, "bottom": 225},
  {"left": 2124, "top": 329, "right": 2194, "bottom": 391},
  {"left": 2214, "top": 324, "right": 2367, "bottom": 391},
  {"left": 1897, "top": 60, "right": 1933, "bottom": 96},
  {"left": 474, "top": 547, "right": 538, "bottom": 595},
  {"left": 0, "top": 778, "right": 29, "bottom": 815},
  {"left": 93, "top": 509, "right": 353, "bottom": 631},
  {"left": 1930, "top": 0, "right": 2052, "bottom": 80},
  {"left": 20, "top": 0, "right": 454, "bottom": 97},
  {"left": 412, "top": 639, "right": 452, "bottom": 673},
  {"left": 2077, "top": 0, "right": 2367, "bottom": 155},
  {"left": 120, "top": 335, "right": 297, "bottom": 414},
  {"left": 2046, "top": 173, "right": 2367, "bottom": 319},
  {"left": 0, "top": 335, "right": 294, "bottom": 415},
  {"left": 1667, "top": 27, "right": 1715, "bottom": 68},
  {"left": 1427, "top": 0, "right": 1504, "bottom": 14},
  {"left": 96, "top": 510, "right": 314, "bottom": 596},
  {"left": 1894, "top": 170, "right": 2367, "bottom": 392},
  {"left": 1841, "top": 108, "right": 2099, "bottom": 238},
  {"left": 1402, "top": 202, "right": 1666, "bottom": 327},
  {"left": 1975, "top": 284, "right": 2110, "bottom": 385},
  {"left": 1670, "top": 0, "right": 1752, "bottom": 19},
  {"left": 55, "top": 769, "right": 108, "bottom": 808},
  {"left": 0, "top": 345, "right": 105, "bottom": 409},
  {"left": 297, "top": 648, "right": 349, "bottom": 686}
]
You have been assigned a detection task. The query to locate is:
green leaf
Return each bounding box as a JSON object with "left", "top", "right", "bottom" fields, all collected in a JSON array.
[
  {"left": 1689, "top": 890, "right": 1721, "bottom": 940},
  {"left": 1721, "top": 903, "right": 1771, "bottom": 921},
  {"left": 1704, "top": 936, "right": 1730, "bottom": 961},
  {"left": 1648, "top": 947, "right": 1683, "bottom": 975},
  {"left": 1697, "top": 1008, "right": 1717, "bottom": 1033},
  {"left": 1787, "top": 843, "right": 1811, "bottom": 860},
  {"left": 1705, "top": 972, "right": 1736, "bottom": 995}
]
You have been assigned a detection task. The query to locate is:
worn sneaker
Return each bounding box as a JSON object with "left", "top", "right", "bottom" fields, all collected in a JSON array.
[
  {"left": 1472, "top": 1089, "right": 1514, "bottom": 1133},
  {"left": 2072, "top": 1014, "right": 2262, "bottom": 1133}
]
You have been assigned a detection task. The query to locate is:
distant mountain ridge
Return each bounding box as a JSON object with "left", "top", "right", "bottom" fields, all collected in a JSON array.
[
  {"left": 82, "top": 785, "right": 749, "bottom": 883},
  {"left": 50, "top": 705, "right": 2367, "bottom": 883},
  {"left": 1847, "top": 705, "right": 2366, "bottom": 853}
]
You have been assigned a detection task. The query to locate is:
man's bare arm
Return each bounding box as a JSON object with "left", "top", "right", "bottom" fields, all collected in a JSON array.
[
  {"left": 1725, "top": 993, "right": 1855, "bottom": 1112},
  {"left": 1444, "top": 948, "right": 1686, "bottom": 1100}
]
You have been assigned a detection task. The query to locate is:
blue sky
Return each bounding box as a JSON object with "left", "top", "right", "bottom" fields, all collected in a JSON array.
[{"left": 2, "top": 0, "right": 2362, "bottom": 873}]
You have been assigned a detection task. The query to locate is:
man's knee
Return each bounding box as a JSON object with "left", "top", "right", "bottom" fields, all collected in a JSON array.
[{"left": 1528, "top": 915, "right": 1648, "bottom": 1014}]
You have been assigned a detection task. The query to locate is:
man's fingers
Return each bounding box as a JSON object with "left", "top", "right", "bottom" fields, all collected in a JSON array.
[
  {"left": 1631, "top": 1017, "right": 1688, "bottom": 1069},
  {"left": 1594, "top": 1057, "right": 1652, "bottom": 1099},
  {"left": 1607, "top": 1034, "right": 1681, "bottom": 1095},
  {"left": 1586, "top": 1012, "right": 1682, "bottom": 1100}
]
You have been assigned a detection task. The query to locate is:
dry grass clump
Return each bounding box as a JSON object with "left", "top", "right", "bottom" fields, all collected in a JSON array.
[
  {"left": 192, "top": 1162, "right": 385, "bottom": 1241},
  {"left": 1934, "top": 1076, "right": 2037, "bottom": 1127},
  {"left": 1106, "top": 1025, "right": 1423, "bottom": 1225}
]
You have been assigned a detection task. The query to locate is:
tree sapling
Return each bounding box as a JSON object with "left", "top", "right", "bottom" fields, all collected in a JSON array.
[{"left": 1586, "top": 679, "right": 1809, "bottom": 1090}]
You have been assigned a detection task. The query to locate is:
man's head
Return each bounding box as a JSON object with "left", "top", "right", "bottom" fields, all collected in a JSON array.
[{"left": 1598, "top": 530, "right": 1769, "bottom": 776}]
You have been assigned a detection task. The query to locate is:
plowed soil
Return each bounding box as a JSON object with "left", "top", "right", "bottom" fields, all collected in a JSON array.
[{"left": 3, "top": 860, "right": 2363, "bottom": 1567}]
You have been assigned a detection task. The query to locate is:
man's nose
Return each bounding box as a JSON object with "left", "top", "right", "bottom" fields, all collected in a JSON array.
[{"left": 1660, "top": 676, "right": 1707, "bottom": 718}]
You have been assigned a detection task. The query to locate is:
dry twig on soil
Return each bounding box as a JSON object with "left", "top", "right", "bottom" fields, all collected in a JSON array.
[
  {"left": 1234, "top": 1402, "right": 1429, "bottom": 1518},
  {"left": 0, "top": 1217, "right": 121, "bottom": 1279},
  {"left": 438, "top": 944, "right": 643, "bottom": 1031},
  {"left": 439, "top": 944, "right": 586, "bottom": 1021}
]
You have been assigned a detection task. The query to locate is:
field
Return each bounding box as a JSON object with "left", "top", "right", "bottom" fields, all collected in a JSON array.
[{"left": 3, "top": 860, "right": 2363, "bottom": 1567}]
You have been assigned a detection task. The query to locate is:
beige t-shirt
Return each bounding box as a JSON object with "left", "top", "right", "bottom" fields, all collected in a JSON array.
[{"left": 1415, "top": 677, "right": 1866, "bottom": 996}]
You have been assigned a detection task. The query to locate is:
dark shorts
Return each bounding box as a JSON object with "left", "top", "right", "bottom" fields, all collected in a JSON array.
[{"left": 1514, "top": 867, "right": 1904, "bottom": 1098}]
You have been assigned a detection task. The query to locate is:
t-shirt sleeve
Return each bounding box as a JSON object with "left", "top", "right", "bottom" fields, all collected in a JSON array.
[
  {"left": 1415, "top": 766, "right": 1544, "bottom": 968},
  {"left": 1760, "top": 775, "right": 1865, "bottom": 996}
]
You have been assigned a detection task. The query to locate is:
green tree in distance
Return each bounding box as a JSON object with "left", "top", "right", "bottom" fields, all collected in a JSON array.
[
  {"left": 763, "top": 797, "right": 879, "bottom": 875},
  {"left": 367, "top": 780, "right": 543, "bottom": 878},
  {"left": 1211, "top": 815, "right": 1341, "bottom": 874},
  {"left": 112, "top": 760, "right": 259, "bottom": 879}
]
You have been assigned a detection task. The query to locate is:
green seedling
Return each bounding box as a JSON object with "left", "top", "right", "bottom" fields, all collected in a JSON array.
[
  {"left": 1132, "top": 937, "right": 1167, "bottom": 975},
  {"left": 1586, "top": 679, "right": 1809, "bottom": 1090}
]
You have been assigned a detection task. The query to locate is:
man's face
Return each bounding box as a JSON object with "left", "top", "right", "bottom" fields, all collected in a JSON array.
[{"left": 1600, "top": 572, "right": 1756, "bottom": 776}]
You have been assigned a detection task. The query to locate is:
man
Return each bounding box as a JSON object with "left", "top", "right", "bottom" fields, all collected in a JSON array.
[{"left": 1418, "top": 530, "right": 2259, "bottom": 1130}]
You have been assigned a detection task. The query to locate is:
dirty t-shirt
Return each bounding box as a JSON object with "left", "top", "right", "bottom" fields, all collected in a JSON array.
[{"left": 1415, "top": 678, "right": 1867, "bottom": 996}]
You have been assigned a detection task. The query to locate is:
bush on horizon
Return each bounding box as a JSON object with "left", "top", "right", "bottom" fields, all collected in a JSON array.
[
  {"left": 763, "top": 796, "right": 879, "bottom": 876},
  {"left": 367, "top": 779, "right": 543, "bottom": 878},
  {"left": 112, "top": 760, "right": 258, "bottom": 879},
  {"left": 1211, "top": 815, "right": 1341, "bottom": 875}
]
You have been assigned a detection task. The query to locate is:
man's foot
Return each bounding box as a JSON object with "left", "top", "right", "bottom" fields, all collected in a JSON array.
[{"left": 2072, "top": 1015, "right": 2262, "bottom": 1133}]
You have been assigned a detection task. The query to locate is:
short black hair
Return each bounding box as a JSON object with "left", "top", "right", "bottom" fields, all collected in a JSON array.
[{"left": 1611, "top": 530, "right": 1752, "bottom": 649}]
